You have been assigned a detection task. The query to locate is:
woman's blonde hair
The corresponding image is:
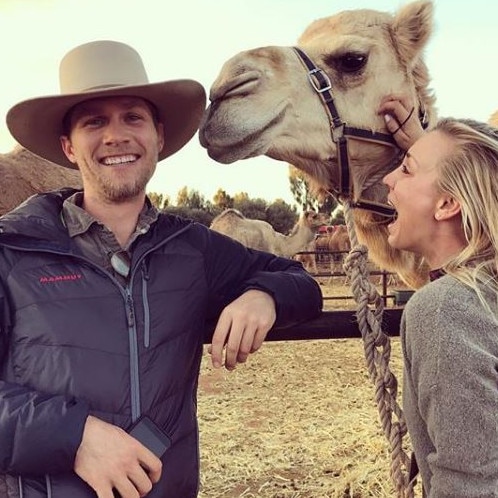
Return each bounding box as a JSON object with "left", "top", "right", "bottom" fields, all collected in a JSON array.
[{"left": 434, "top": 118, "right": 498, "bottom": 308}]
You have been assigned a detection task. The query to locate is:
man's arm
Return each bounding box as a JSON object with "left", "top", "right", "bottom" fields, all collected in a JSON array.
[
  {"left": 202, "top": 228, "right": 323, "bottom": 370},
  {"left": 210, "top": 289, "right": 276, "bottom": 369}
]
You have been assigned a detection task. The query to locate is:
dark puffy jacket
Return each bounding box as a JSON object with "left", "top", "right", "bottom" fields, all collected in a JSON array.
[{"left": 0, "top": 190, "right": 322, "bottom": 498}]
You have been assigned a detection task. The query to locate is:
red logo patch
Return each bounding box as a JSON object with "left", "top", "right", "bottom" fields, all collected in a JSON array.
[{"left": 39, "top": 274, "right": 83, "bottom": 284}]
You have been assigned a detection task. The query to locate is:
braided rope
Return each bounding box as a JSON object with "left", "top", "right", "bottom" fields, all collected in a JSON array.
[{"left": 342, "top": 200, "right": 415, "bottom": 498}]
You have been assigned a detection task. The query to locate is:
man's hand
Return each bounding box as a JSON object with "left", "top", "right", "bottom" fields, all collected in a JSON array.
[
  {"left": 74, "top": 416, "right": 162, "bottom": 498},
  {"left": 378, "top": 95, "right": 425, "bottom": 151},
  {"left": 210, "top": 289, "right": 276, "bottom": 370}
]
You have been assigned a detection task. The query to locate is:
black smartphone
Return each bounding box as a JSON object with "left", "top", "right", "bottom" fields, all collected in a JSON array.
[{"left": 128, "top": 415, "right": 171, "bottom": 458}]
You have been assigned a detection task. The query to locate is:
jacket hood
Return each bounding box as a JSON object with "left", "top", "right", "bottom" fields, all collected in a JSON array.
[{"left": 0, "top": 188, "right": 75, "bottom": 252}]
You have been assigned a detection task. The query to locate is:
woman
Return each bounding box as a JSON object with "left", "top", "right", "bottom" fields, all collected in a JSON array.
[{"left": 381, "top": 108, "right": 498, "bottom": 497}]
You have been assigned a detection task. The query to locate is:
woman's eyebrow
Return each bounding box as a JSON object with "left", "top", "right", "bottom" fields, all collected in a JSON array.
[{"left": 405, "top": 151, "right": 421, "bottom": 169}]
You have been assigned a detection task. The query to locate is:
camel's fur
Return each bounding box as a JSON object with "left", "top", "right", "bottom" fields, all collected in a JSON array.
[
  {"left": 210, "top": 209, "right": 328, "bottom": 258},
  {"left": 0, "top": 146, "right": 82, "bottom": 215},
  {"left": 199, "top": 1, "right": 438, "bottom": 288}
]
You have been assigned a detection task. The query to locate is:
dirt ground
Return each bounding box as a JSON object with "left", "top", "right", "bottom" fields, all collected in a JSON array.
[{"left": 197, "top": 278, "right": 421, "bottom": 498}]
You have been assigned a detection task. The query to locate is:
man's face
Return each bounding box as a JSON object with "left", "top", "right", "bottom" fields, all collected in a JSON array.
[{"left": 60, "top": 96, "right": 164, "bottom": 203}]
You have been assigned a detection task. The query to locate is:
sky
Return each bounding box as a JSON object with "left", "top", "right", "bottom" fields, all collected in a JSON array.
[{"left": 0, "top": 0, "right": 496, "bottom": 207}]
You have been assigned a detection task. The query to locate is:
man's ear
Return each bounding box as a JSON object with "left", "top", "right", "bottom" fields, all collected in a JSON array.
[
  {"left": 60, "top": 136, "right": 78, "bottom": 164},
  {"left": 434, "top": 195, "right": 461, "bottom": 221},
  {"left": 157, "top": 124, "right": 165, "bottom": 153}
]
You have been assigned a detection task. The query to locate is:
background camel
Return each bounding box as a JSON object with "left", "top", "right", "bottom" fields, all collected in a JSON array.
[
  {"left": 199, "top": 0, "right": 437, "bottom": 288},
  {"left": 0, "top": 146, "right": 82, "bottom": 215},
  {"left": 210, "top": 208, "right": 328, "bottom": 258},
  {"left": 311, "top": 225, "right": 352, "bottom": 280}
]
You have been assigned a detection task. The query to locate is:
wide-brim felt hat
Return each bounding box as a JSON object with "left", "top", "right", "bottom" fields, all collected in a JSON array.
[{"left": 6, "top": 40, "right": 206, "bottom": 169}]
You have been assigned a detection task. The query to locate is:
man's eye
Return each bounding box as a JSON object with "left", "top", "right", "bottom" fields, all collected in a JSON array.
[
  {"left": 84, "top": 117, "right": 104, "bottom": 127},
  {"left": 401, "top": 164, "right": 409, "bottom": 174},
  {"left": 127, "top": 113, "right": 144, "bottom": 122}
]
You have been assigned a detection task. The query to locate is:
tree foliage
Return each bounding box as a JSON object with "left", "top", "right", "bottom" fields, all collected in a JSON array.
[
  {"left": 148, "top": 187, "right": 298, "bottom": 232},
  {"left": 176, "top": 186, "right": 206, "bottom": 210},
  {"left": 288, "top": 164, "right": 340, "bottom": 218},
  {"left": 148, "top": 191, "right": 170, "bottom": 210},
  {"left": 212, "top": 188, "right": 233, "bottom": 210},
  {"left": 266, "top": 199, "right": 298, "bottom": 233}
]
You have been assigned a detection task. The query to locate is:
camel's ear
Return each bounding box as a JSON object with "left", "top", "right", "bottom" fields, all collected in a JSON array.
[{"left": 391, "top": 0, "right": 433, "bottom": 67}]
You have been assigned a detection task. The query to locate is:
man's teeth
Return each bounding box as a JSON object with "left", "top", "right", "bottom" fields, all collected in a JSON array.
[{"left": 102, "top": 155, "right": 137, "bottom": 165}]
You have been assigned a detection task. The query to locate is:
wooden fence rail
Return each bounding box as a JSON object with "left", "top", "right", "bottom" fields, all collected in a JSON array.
[{"left": 203, "top": 249, "right": 409, "bottom": 343}]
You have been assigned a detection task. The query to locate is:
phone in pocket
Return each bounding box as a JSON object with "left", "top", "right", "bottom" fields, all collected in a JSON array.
[{"left": 128, "top": 415, "right": 171, "bottom": 459}]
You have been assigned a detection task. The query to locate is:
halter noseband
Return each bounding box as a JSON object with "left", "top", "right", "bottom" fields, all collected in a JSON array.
[{"left": 293, "top": 46, "right": 428, "bottom": 217}]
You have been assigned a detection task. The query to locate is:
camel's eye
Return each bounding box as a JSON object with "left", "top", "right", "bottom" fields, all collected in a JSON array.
[{"left": 332, "top": 53, "right": 367, "bottom": 73}]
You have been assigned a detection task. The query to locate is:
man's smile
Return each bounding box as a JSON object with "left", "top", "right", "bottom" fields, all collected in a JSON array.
[{"left": 100, "top": 154, "right": 139, "bottom": 166}]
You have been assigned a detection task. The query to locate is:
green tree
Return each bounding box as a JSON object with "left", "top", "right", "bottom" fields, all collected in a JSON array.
[
  {"left": 233, "top": 194, "right": 268, "bottom": 221},
  {"left": 147, "top": 191, "right": 170, "bottom": 210},
  {"left": 266, "top": 199, "right": 298, "bottom": 233},
  {"left": 176, "top": 186, "right": 206, "bottom": 210},
  {"left": 288, "top": 165, "right": 341, "bottom": 219},
  {"left": 212, "top": 188, "right": 233, "bottom": 210},
  {"left": 288, "top": 165, "right": 316, "bottom": 210}
]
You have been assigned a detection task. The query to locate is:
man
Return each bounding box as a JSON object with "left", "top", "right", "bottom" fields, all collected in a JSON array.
[{"left": 0, "top": 41, "right": 322, "bottom": 498}]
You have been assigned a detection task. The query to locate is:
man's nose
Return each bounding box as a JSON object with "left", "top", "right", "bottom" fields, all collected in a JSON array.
[{"left": 103, "top": 121, "right": 130, "bottom": 144}]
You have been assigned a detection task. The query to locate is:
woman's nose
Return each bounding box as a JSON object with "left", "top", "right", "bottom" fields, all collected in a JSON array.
[{"left": 383, "top": 170, "right": 393, "bottom": 188}]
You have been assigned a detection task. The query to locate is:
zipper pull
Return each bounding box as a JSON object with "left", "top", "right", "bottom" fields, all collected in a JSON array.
[{"left": 126, "top": 292, "right": 135, "bottom": 328}]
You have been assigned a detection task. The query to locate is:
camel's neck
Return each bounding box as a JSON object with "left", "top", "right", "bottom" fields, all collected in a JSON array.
[{"left": 275, "top": 223, "right": 315, "bottom": 258}]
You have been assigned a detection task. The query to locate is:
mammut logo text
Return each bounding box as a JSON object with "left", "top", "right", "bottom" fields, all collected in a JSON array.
[{"left": 39, "top": 274, "right": 83, "bottom": 284}]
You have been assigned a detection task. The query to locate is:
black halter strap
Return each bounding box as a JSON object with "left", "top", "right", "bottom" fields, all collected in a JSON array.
[{"left": 293, "top": 46, "right": 428, "bottom": 217}]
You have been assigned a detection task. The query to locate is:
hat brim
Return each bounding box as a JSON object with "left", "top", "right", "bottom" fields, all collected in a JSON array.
[{"left": 6, "top": 79, "right": 206, "bottom": 169}]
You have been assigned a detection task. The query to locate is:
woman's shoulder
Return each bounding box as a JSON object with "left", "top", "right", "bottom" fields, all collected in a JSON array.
[
  {"left": 405, "top": 275, "right": 473, "bottom": 317},
  {"left": 406, "top": 274, "right": 493, "bottom": 325}
]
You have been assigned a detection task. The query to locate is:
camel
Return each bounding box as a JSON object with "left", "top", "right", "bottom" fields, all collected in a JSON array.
[
  {"left": 0, "top": 145, "right": 82, "bottom": 215},
  {"left": 293, "top": 240, "right": 318, "bottom": 274},
  {"left": 210, "top": 208, "right": 328, "bottom": 258},
  {"left": 199, "top": 0, "right": 437, "bottom": 289}
]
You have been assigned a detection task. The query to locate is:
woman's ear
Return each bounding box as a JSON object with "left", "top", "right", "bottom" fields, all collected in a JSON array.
[{"left": 434, "top": 195, "right": 461, "bottom": 221}]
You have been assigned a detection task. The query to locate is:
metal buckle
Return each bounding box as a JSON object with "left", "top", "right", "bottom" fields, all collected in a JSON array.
[{"left": 307, "top": 68, "right": 332, "bottom": 93}]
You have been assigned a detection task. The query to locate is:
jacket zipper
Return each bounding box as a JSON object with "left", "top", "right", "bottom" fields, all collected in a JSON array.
[
  {"left": 125, "top": 288, "right": 141, "bottom": 423},
  {"left": 141, "top": 262, "right": 151, "bottom": 348}
]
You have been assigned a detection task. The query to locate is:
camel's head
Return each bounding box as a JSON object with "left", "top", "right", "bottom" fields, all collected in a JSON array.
[
  {"left": 200, "top": 1, "right": 437, "bottom": 288},
  {"left": 302, "top": 210, "right": 330, "bottom": 230},
  {"left": 200, "top": 0, "right": 436, "bottom": 200}
]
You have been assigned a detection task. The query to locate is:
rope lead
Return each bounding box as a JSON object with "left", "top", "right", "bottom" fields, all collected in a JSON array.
[{"left": 342, "top": 200, "right": 416, "bottom": 498}]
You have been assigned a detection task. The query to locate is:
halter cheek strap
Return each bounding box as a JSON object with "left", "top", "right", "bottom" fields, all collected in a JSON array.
[{"left": 293, "top": 46, "right": 429, "bottom": 217}]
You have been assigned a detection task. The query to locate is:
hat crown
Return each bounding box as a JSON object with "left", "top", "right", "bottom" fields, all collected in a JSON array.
[{"left": 59, "top": 40, "right": 150, "bottom": 95}]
